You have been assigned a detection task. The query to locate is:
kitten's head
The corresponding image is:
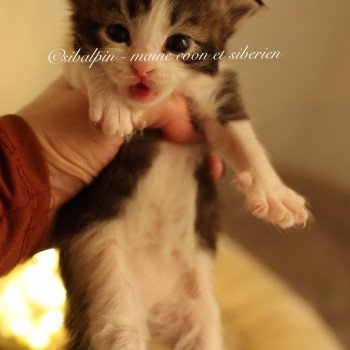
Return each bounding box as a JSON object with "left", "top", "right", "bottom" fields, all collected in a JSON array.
[{"left": 69, "top": 0, "right": 263, "bottom": 107}]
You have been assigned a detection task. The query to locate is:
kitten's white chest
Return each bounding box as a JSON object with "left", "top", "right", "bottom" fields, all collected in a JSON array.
[
  {"left": 105, "top": 142, "right": 203, "bottom": 308},
  {"left": 61, "top": 140, "right": 223, "bottom": 349}
]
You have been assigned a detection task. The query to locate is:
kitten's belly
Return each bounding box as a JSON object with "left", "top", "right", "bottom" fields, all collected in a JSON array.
[{"left": 108, "top": 142, "right": 203, "bottom": 308}]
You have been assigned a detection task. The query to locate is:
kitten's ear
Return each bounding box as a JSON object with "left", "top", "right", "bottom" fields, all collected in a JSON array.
[{"left": 228, "top": 0, "right": 264, "bottom": 26}]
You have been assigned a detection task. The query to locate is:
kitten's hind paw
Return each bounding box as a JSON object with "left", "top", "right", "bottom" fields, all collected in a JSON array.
[{"left": 234, "top": 171, "right": 310, "bottom": 228}]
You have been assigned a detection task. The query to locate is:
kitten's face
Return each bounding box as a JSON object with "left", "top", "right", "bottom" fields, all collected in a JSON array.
[{"left": 69, "top": 0, "right": 261, "bottom": 107}]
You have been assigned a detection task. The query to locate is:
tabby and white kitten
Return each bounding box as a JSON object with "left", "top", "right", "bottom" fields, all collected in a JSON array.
[{"left": 55, "top": 0, "right": 309, "bottom": 349}]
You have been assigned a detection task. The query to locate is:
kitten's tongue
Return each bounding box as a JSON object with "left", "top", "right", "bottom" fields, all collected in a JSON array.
[{"left": 129, "top": 83, "right": 157, "bottom": 101}]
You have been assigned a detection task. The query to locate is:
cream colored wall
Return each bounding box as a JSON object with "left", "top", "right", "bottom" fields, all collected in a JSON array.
[
  {"left": 0, "top": 1, "right": 68, "bottom": 111},
  {"left": 232, "top": 0, "right": 350, "bottom": 191},
  {"left": 1, "top": 0, "right": 349, "bottom": 190}
]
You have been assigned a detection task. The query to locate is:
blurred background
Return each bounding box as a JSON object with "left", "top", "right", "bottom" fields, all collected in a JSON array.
[
  {"left": 223, "top": 0, "right": 350, "bottom": 346},
  {"left": 0, "top": 0, "right": 349, "bottom": 349}
]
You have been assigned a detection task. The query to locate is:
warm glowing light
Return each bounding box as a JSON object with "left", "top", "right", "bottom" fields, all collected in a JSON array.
[
  {"left": 3, "top": 286, "right": 27, "bottom": 313},
  {"left": 22, "top": 266, "right": 66, "bottom": 309},
  {"left": 9, "top": 318, "right": 31, "bottom": 336},
  {"left": 40, "top": 310, "right": 64, "bottom": 334},
  {"left": 27, "top": 329, "right": 50, "bottom": 348},
  {"left": 0, "top": 249, "right": 67, "bottom": 349},
  {"left": 34, "top": 249, "right": 59, "bottom": 269}
]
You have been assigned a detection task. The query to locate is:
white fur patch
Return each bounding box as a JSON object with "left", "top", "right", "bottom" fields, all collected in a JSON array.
[{"left": 66, "top": 142, "right": 224, "bottom": 349}]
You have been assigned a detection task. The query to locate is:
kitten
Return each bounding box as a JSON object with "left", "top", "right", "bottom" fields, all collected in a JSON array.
[{"left": 55, "top": 0, "right": 309, "bottom": 349}]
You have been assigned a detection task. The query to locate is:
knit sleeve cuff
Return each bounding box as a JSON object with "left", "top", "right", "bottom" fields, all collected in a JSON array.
[{"left": 0, "top": 115, "right": 51, "bottom": 276}]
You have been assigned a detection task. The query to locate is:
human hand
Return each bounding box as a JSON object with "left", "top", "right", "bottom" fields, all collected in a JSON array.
[
  {"left": 19, "top": 77, "right": 216, "bottom": 209},
  {"left": 16, "top": 76, "right": 223, "bottom": 255}
]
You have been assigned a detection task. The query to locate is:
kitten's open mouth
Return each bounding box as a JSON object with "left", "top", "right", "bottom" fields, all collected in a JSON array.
[{"left": 129, "top": 83, "right": 158, "bottom": 101}]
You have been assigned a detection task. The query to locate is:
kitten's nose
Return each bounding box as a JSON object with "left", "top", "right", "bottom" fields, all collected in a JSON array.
[{"left": 131, "top": 61, "right": 156, "bottom": 79}]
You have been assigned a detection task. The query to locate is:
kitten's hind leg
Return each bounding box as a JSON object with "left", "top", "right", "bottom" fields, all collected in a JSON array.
[
  {"left": 60, "top": 226, "right": 148, "bottom": 350},
  {"left": 151, "top": 252, "right": 224, "bottom": 350},
  {"left": 203, "top": 118, "right": 309, "bottom": 228},
  {"left": 184, "top": 70, "right": 309, "bottom": 228}
]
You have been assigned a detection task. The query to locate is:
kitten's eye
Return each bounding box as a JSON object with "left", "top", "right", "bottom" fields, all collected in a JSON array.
[
  {"left": 107, "top": 24, "right": 130, "bottom": 43},
  {"left": 165, "top": 34, "right": 191, "bottom": 53}
]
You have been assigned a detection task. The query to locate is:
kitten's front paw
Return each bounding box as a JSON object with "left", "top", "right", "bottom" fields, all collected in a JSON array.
[
  {"left": 234, "top": 172, "right": 309, "bottom": 228},
  {"left": 89, "top": 95, "right": 143, "bottom": 138}
]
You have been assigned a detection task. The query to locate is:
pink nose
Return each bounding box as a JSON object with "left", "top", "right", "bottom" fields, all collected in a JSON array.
[{"left": 131, "top": 61, "right": 156, "bottom": 79}]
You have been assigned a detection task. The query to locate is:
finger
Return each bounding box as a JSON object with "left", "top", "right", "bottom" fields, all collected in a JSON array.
[
  {"left": 147, "top": 95, "right": 201, "bottom": 144},
  {"left": 208, "top": 154, "right": 224, "bottom": 180},
  {"left": 160, "top": 114, "right": 201, "bottom": 144}
]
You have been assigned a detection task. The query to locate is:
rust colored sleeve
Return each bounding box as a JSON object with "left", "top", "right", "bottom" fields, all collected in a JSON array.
[{"left": 0, "top": 115, "right": 51, "bottom": 276}]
